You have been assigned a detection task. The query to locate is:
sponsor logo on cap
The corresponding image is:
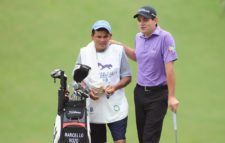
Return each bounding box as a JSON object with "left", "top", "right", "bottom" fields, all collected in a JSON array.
[{"left": 138, "top": 8, "right": 150, "bottom": 13}]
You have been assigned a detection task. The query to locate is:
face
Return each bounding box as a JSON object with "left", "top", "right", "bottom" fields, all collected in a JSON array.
[
  {"left": 137, "top": 15, "right": 158, "bottom": 37},
  {"left": 92, "top": 30, "right": 112, "bottom": 52}
]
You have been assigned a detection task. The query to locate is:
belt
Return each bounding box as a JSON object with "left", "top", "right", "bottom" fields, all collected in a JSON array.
[{"left": 137, "top": 84, "right": 168, "bottom": 92}]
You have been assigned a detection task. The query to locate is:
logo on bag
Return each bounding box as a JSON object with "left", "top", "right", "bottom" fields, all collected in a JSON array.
[
  {"left": 65, "top": 132, "right": 84, "bottom": 138},
  {"left": 68, "top": 110, "right": 81, "bottom": 115}
]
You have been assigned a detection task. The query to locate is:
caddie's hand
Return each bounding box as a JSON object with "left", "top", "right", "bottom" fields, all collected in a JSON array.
[
  {"left": 168, "top": 97, "right": 179, "bottom": 113},
  {"left": 105, "top": 85, "right": 116, "bottom": 97},
  {"left": 89, "top": 90, "right": 99, "bottom": 100}
]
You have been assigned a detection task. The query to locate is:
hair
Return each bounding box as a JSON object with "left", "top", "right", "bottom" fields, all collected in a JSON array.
[
  {"left": 151, "top": 16, "right": 156, "bottom": 20},
  {"left": 91, "top": 28, "right": 111, "bottom": 36}
]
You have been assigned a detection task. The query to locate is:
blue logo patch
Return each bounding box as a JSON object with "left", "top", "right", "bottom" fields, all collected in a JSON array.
[
  {"left": 90, "top": 107, "right": 93, "bottom": 112},
  {"left": 98, "top": 63, "right": 112, "bottom": 70}
]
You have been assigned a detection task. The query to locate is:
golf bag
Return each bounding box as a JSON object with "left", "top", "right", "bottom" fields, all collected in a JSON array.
[{"left": 51, "top": 64, "right": 91, "bottom": 143}]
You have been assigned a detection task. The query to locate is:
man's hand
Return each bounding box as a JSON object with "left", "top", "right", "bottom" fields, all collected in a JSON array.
[
  {"left": 168, "top": 96, "right": 179, "bottom": 113},
  {"left": 109, "top": 39, "right": 122, "bottom": 45}
]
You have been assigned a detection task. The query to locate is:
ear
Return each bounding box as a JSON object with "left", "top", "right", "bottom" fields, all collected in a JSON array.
[{"left": 154, "top": 17, "right": 158, "bottom": 24}]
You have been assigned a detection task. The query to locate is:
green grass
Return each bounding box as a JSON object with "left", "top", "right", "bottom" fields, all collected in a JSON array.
[{"left": 1, "top": 0, "right": 225, "bottom": 142}]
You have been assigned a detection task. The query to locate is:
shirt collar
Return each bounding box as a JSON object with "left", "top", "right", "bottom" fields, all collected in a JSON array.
[{"left": 140, "top": 26, "right": 161, "bottom": 38}]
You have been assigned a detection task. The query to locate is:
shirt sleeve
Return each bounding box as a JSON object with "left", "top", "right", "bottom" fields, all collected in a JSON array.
[
  {"left": 120, "top": 50, "right": 132, "bottom": 77},
  {"left": 162, "top": 33, "right": 178, "bottom": 63}
]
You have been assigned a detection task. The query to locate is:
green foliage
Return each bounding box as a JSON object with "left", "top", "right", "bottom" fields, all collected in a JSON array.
[{"left": 1, "top": 0, "right": 225, "bottom": 142}]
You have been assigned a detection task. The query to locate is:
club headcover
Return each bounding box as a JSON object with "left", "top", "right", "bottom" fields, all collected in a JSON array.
[{"left": 73, "top": 64, "right": 91, "bottom": 83}]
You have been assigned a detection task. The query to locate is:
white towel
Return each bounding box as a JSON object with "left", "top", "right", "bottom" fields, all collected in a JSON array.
[{"left": 80, "top": 41, "right": 105, "bottom": 92}]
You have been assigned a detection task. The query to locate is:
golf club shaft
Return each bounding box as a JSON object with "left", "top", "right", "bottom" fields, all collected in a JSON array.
[{"left": 172, "top": 112, "right": 178, "bottom": 143}]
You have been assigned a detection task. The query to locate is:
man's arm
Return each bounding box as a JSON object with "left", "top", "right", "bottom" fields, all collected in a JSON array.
[
  {"left": 165, "top": 61, "right": 179, "bottom": 112},
  {"left": 124, "top": 45, "right": 136, "bottom": 61},
  {"left": 110, "top": 40, "right": 136, "bottom": 61}
]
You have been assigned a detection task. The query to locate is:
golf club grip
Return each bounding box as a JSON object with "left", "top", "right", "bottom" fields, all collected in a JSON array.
[
  {"left": 172, "top": 112, "right": 178, "bottom": 143},
  {"left": 172, "top": 112, "right": 177, "bottom": 130}
]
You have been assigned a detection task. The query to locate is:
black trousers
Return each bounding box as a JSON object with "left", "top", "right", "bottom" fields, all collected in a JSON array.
[{"left": 134, "top": 84, "right": 168, "bottom": 143}]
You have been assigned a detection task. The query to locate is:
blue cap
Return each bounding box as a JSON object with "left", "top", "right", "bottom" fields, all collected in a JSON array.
[{"left": 92, "top": 20, "right": 112, "bottom": 34}]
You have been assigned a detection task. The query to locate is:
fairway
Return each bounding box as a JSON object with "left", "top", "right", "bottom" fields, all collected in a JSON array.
[{"left": 1, "top": 0, "right": 225, "bottom": 143}]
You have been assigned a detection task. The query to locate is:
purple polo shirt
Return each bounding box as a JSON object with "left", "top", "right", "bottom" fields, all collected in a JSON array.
[{"left": 135, "top": 26, "right": 177, "bottom": 86}]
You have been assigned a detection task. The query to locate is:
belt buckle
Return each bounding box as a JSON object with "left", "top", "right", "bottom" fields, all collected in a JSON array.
[{"left": 144, "top": 86, "right": 151, "bottom": 92}]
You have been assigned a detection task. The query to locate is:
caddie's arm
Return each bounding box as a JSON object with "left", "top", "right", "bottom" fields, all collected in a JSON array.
[{"left": 165, "top": 61, "right": 179, "bottom": 112}]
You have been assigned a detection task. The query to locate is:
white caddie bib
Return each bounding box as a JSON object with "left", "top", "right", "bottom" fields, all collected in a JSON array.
[{"left": 80, "top": 43, "right": 128, "bottom": 123}]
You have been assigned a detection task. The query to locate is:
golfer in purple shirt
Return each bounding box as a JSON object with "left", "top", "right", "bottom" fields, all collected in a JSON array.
[{"left": 111, "top": 5, "right": 179, "bottom": 143}]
